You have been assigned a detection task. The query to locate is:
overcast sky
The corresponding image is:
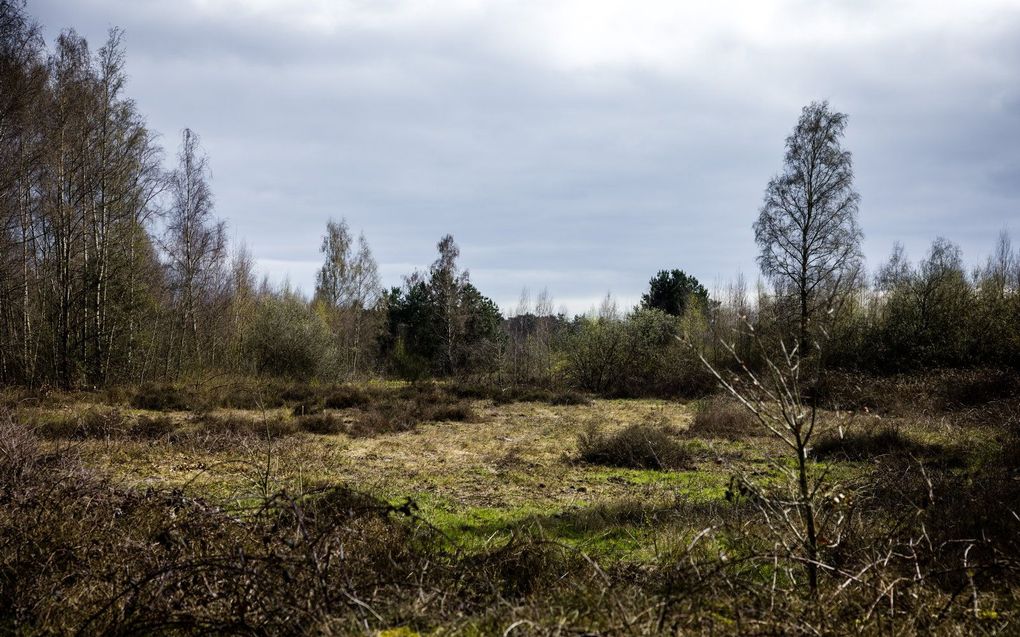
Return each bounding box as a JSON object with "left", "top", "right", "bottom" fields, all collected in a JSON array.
[{"left": 29, "top": 0, "right": 1020, "bottom": 314}]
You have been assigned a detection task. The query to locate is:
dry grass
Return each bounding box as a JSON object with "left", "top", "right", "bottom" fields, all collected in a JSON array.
[{"left": 3, "top": 396, "right": 1018, "bottom": 635}]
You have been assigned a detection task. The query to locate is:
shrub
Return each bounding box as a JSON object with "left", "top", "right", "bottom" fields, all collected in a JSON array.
[
  {"left": 564, "top": 308, "right": 715, "bottom": 398},
  {"left": 812, "top": 425, "right": 962, "bottom": 465},
  {"left": 350, "top": 401, "right": 421, "bottom": 437},
  {"left": 190, "top": 413, "right": 298, "bottom": 440},
  {"left": 346, "top": 409, "right": 396, "bottom": 437},
  {"left": 938, "top": 368, "right": 1020, "bottom": 409},
  {"left": 131, "top": 383, "right": 193, "bottom": 411},
  {"left": 577, "top": 420, "right": 691, "bottom": 470},
  {"left": 452, "top": 383, "right": 590, "bottom": 407},
  {"left": 431, "top": 401, "right": 477, "bottom": 422},
  {"left": 246, "top": 294, "right": 334, "bottom": 380},
  {"left": 323, "top": 385, "right": 374, "bottom": 409},
  {"left": 296, "top": 413, "right": 344, "bottom": 435},
  {"left": 549, "top": 391, "right": 591, "bottom": 406},
  {"left": 36, "top": 408, "right": 130, "bottom": 439},
  {"left": 130, "top": 415, "right": 178, "bottom": 440},
  {"left": 291, "top": 400, "right": 324, "bottom": 417},
  {"left": 685, "top": 396, "right": 758, "bottom": 440}
]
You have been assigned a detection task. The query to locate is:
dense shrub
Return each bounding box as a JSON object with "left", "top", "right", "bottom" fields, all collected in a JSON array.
[
  {"left": 576, "top": 420, "right": 692, "bottom": 470},
  {"left": 291, "top": 399, "right": 324, "bottom": 417},
  {"left": 430, "top": 401, "right": 477, "bottom": 422},
  {"left": 129, "top": 415, "right": 178, "bottom": 440},
  {"left": 548, "top": 390, "right": 591, "bottom": 406},
  {"left": 246, "top": 294, "right": 334, "bottom": 380},
  {"left": 40, "top": 409, "right": 126, "bottom": 439},
  {"left": 564, "top": 308, "right": 715, "bottom": 398}
]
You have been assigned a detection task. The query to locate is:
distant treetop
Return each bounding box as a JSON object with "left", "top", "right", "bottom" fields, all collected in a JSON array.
[{"left": 640, "top": 269, "right": 709, "bottom": 316}]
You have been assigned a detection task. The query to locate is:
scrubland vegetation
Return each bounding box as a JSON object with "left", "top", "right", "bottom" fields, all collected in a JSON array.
[
  {"left": 3, "top": 375, "right": 1018, "bottom": 634},
  {"left": 2, "top": 1, "right": 1020, "bottom": 634}
]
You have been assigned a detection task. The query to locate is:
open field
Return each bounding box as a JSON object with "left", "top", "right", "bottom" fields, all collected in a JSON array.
[{"left": 4, "top": 376, "right": 1018, "bottom": 634}]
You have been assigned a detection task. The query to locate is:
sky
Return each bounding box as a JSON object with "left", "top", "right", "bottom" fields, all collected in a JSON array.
[{"left": 29, "top": 0, "right": 1020, "bottom": 315}]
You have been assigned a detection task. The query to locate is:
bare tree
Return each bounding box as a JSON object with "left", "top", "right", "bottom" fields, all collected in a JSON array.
[
  {"left": 754, "top": 101, "right": 863, "bottom": 355},
  {"left": 874, "top": 242, "right": 911, "bottom": 293},
  {"left": 315, "top": 219, "right": 382, "bottom": 377},
  {"left": 163, "top": 128, "right": 225, "bottom": 373},
  {"left": 0, "top": 0, "right": 44, "bottom": 384}
]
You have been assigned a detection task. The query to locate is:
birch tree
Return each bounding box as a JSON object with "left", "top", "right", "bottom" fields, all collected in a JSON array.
[
  {"left": 754, "top": 101, "right": 862, "bottom": 356},
  {"left": 163, "top": 128, "right": 224, "bottom": 373}
]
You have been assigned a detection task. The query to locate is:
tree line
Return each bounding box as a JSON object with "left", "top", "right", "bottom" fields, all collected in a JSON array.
[{"left": 2, "top": 1, "right": 1018, "bottom": 392}]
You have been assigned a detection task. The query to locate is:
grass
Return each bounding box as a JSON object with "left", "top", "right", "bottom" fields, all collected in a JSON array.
[{"left": 6, "top": 382, "right": 1019, "bottom": 634}]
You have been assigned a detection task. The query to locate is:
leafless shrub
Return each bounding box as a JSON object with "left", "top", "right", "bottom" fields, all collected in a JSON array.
[
  {"left": 0, "top": 401, "right": 1014, "bottom": 634},
  {"left": 33, "top": 408, "right": 130, "bottom": 439}
]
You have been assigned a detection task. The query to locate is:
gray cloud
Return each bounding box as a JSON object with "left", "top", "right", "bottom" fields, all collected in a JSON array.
[{"left": 28, "top": 0, "right": 1020, "bottom": 312}]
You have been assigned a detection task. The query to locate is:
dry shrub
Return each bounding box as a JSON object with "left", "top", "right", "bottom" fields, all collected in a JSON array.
[
  {"left": 937, "top": 368, "right": 1020, "bottom": 409},
  {"left": 323, "top": 385, "right": 375, "bottom": 409},
  {"left": 187, "top": 413, "right": 298, "bottom": 444},
  {"left": 347, "top": 408, "right": 396, "bottom": 437},
  {"left": 0, "top": 413, "right": 613, "bottom": 634},
  {"left": 463, "top": 539, "right": 575, "bottom": 598},
  {"left": 340, "top": 386, "right": 481, "bottom": 437},
  {"left": 215, "top": 380, "right": 324, "bottom": 410},
  {"left": 291, "top": 399, "right": 324, "bottom": 417},
  {"left": 449, "top": 382, "right": 591, "bottom": 407},
  {"left": 817, "top": 369, "right": 1020, "bottom": 416},
  {"left": 0, "top": 413, "right": 65, "bottom": 490},
  {"left": 577, "top": 420, "right": 691, "bottom": 470},
  {"left": 295, "top": 412, "right": 344, "bottom": 435},
  {"left": 812, "top": 424, "right": 962, "bottom": 465},
  {"left": 347, "top": 402, "right": 421, "bottom": 437},
  {"left": 549, "top": 390, "right": 591, "bottom": 406},
  {"left": 129, "top": 414, "right": 178, "bottom": 440},
  {"left": 35, "top": 408, "right": 130, "bottom": 439},
  {"left": 430, "top": 401, "right": 477, "bottom": 423},
  {"left": 686, "top": 396, "right": 758, "bottom": 440},
  {"left": 131, "top": 383, "right": 194, "bottom": 411},
  {"left": 868, "top": 454, "right": 1020, "bottom": 580}
]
